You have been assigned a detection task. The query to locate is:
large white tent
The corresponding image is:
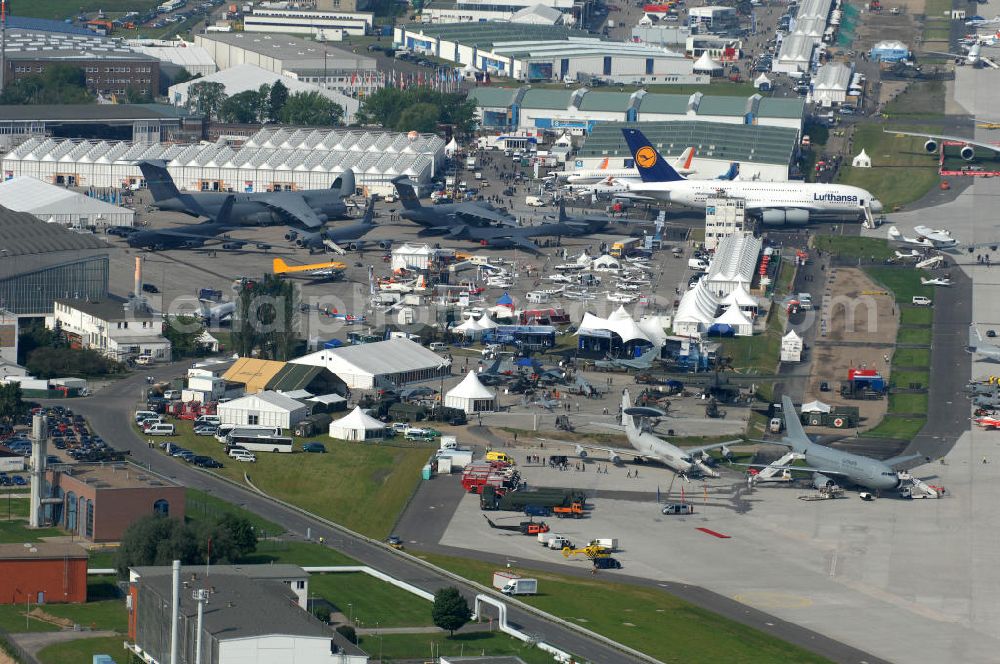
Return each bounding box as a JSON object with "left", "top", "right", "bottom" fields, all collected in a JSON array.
[
  {"left": 714, "top": 304, "right": 753, "bottom": 336},
  {"left": 328, "top": 406, "right": 388, "bottom": 441},
  {"left": 477, "top": 313, "right": 500, "bottom": 329},
  {"left": 672, "top": 279, "right": 719, "bottom": 336},
  {"left": 0, "top": 176, "right": 135, "bottom": 227},
  {"left": 292, "top": 338, "right": 451, "bottom": 389},
  {"left": 445, "top": 371, "right": 497, "bottom": 414},
  {"left": 579, "top": 306, "right": 652, "bottom": 344},
  {"left": 453, "top": 317, "right": 484, "bottom": 338}
]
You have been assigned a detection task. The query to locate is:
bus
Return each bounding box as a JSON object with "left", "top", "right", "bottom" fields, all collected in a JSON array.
[
  {"left": 215, "top": 425, "right": 281, "bottom": 443},
  {"left": 226, "top": 433, "right": 294, "bottom": 454}
]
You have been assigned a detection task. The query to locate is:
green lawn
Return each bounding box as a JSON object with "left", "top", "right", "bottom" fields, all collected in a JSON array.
[
  {"left": 773, "top": 256, "right": 797, "bottom": 298},
  {"left": 155, "top": 422, "right": 432, "bottom": 538},
  {"left": 863, "top": 267, "right": 933, "bottom": 304},
  {"left": 17, "top": 0, "right": 157, "bottom": 19},
  {"left": 863, "top": 415, "right": 925, "bottom": 439},
  {"left": 893, "top": 348, "right": 931, "bottom": 366},
  {"left": 892, "top": 369, "right": 930, "bottom": 389},
  {"left": 923, "top": 0, "right": 953, "bottom": 19},
  {"left": 884, "top": 81, "right": 946, "bottom": 117},
  {"left": 185, "top": 487, "right": 283, "bottom": 535},
  {"left": 717, "top": 310, "right": 783, "bottom": 373},
  {"left": 888, "top": 392, "right": 929, "bottom": 414},
  {"left": 0, "top": 495, "right": 29, "bottom": 520},
  {"left": 0, "top": 589, "right": 124, "bottom": 634},
  {"left": 897, "top": 326, "right": 933, "bottom": 345},
  {"left": 837, "top": 123, "right": 942, "bottom": 210},
  {"left": 38, "top": 636, "right": 127, "bottom": 664},
  {"left": 900, "top": 307, "right": 933, "bottom": 325},
  {"left": 813, "top": 235, "right": 896, "bottom": 262},
  {"left": 309, "top": 572, "right": 434, "bottom": 628},
  {"left": 416, "top": 553, "right": 833, "bottom": 664},
  {"left": 240, "top": 539, "right": 358, "bottom": 567},
  {"left": 371, "top": 632, "right": 557, "bottom": 664},
  {"left": 88, "top": 550, "right": 117, "bottom": 570},
  {"left": 0, "top": 518, "right": 64, "bottom": 543}
]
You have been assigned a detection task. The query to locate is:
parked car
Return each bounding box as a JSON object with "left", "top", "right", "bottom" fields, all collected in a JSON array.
[
  {"left": 302, "top": 442, "right": 327, "bottom": 453},
  {"left": 193, "top": 426, "right": 218, "bottom": 436},
  {"left": 230, "top": 449, "right": 256, "bottom": 463},
  {"left": 11, "top": 476, "right": 27, "bottom": 486},
  {"left": 193, "top": 456, "right": 224, "bottom": 468},
  {"left": 661, "top": 503, "right": 694, "bottom": 515}
]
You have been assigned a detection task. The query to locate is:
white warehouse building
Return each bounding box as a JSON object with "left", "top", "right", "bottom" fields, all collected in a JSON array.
[
  {"left": 291, "top": 338, "right": 452, "bottom": 390},
  {"left": 243, "top": 9, "right": 374, "bottom": 38},
  {"left": 395, "top": 23, "right": 702, "bottom": 84},
  {"left": 217, "top": 391, "right": 309, "bottom": 430},
  {"left": 811, "top": 61, "right": 852, "bottom": 106},
  {"left": 0, "top": 127, "right": 444, "bottom": 195}
]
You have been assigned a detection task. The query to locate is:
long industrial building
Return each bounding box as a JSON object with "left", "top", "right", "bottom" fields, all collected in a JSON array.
[
  {"left": 394, "top": 23, "right": 702, "bottom": 84},
  {"left": 576, "top": 121, "right": 800, "bottom": 182},
  {"left": 471, "top": 87, "right": 804, "bottom": 134},
  {"left": 0, "top": 127, "right": 445, "bottom": 195}
]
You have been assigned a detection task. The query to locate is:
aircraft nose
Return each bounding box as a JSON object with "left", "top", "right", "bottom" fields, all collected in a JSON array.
[{"left": 870, "top": 199, "right": 884, "bottom": 213}]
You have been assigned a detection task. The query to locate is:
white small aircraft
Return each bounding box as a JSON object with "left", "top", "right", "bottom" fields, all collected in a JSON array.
[
  {"left": 916, "top": 255, "right": 945, "bottom": 270},
  {"left": 888, "top": 225, "right": 958, "bottom": 249},
  {"left": 921, "top": 276, "right": 954, "bottom": 286},
  {"left": 967, "top": 16, "right": 1000, "bottom": 27},
  {"left": 574, "top": 389, "right": 739, "bottom": 479},
  {"left": 893, "top": 249, "right": 923, "bottom": 262}
]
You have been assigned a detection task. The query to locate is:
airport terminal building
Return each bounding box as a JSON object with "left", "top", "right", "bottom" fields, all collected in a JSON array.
[
  {"left": 576, "top": 121, "right": 800, "bottom": 182},
  {"left": 0, "top": 127, "right": 445, "bottom": 195}
]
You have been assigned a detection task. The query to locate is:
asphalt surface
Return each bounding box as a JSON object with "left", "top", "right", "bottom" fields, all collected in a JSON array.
[{"left": 53, "top": 366, "right": 648, "bottom": 664}]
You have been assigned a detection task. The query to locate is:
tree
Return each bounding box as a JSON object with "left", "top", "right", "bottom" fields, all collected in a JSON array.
[
  {"left": 268, "top": 80, "right": 289, "bottom": 122},
  {"left": 17, "top": 322, "right": 58, "bottom": 365},
  {"left": 187, "top": 80, "right": 227, "bottom": 119},
  {"left": 173, "top": 68, "right": 199, "bottom": 85},
  {"left": 116, "top": 515, "right": 200, "bottom": 577},
  {"left": 163, "top": 315, "right": 205, "bottom": 359},
  {"left": 431, "top": 587, "right": 471, "bottom": 636},
  {"left": 232, "top": 275, "right": 299, "bottom": 360},
  {"left": 280, "top": 91, "right": 344, "bottom": 126},
  {"left": 215, "top": 513, "right": 258, "bottom": 556},
  {"left": 125, "top": 85, "right": 154, "bottom": 104},
  {"left": 25, "top": 347, "right": 121, "bottom": 378},
  {"left": 335, "top": 624, "right": 356, "bottom": 642},
  {"left": 0, "top": 384, "right": 27, "bottom": 425},
  {"left": 220, "top": 89, "right": 266, "bottom": 124},
  {"left": 0, "top": 64, "right": 93, "bottom": 105},
  {"left": 397, "top": 102, "right": 440, "bottom": 133}
]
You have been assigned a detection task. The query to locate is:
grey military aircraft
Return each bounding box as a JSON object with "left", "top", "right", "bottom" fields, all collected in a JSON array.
[
  {"left": 551, "top": 201, "right": 610, "bottom": 234},
  {"left": 593, "top": 346, "right": 659, "bottom": 372},
  {"left": 969, "top": 324, "right": 1000, "bottom": 361},
  {"left": 391, "top": 176, "right": 517, "bottom": 228},
  {"left": 137, "top": 160, "right": 354, "bottom": 228},
  {"left": 284, "top": 199, "right": 390, "bottom": 253},
  {"left": 747, "top": 396, "right": 925, "bottom": 492},
  {"left": 128, "top": 196, "right": 240, "bottom": 250}
]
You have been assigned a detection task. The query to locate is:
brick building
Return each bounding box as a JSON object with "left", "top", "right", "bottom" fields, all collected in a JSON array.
[
  {"left": 0, "top": 542, "right": 88, "bottom": 604},
  {"left": 47, "top": 464, "right": 185, "bottom": 543}
]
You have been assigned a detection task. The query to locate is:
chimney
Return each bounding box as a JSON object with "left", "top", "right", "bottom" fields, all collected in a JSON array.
[
  {"left": 28, "top": 414, "right": 47, "bottom": 528},
  {"left": 134, "top": 256, "right": 142, "bottom": 301},
  {"left": 170, "top": 560, "right": 181, "bottom": 664}
]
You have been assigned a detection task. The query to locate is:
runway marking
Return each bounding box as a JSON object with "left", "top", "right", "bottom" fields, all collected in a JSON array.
[{"left": 696, "top": 527, "right": 731, "bottom": 538}]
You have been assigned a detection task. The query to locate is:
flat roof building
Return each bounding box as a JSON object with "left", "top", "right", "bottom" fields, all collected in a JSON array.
[
  {"left": 0, "top": 542, "right": 88, "bottom": 605},
  {"left": 812, "top": 62, "right": 852, "bottom": 106},
  {"left": 0, "top": 176, "right": 135, "bottom": 227},
  {"left": 0, "top": 207, "right": 109, "bottom": 317},
  {"left": 243, "top": 8, "right": 374, "bottom": 39}
]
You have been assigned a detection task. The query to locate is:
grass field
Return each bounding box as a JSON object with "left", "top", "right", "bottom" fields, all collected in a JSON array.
[
  {"left": 863, "top": 415, "right": 925, "bottom": 439},
  {"left": 837, "top": 123, "right": 942, "bottom": 210},
  {"left": 923, "top": 0, "right": 953, "bottom": 19},
  {"left": 884, "top": 81, "right": 946, "bottom": 117},
  {"left": 863, "top": 267, "right": 933, "bottom": 304},
  {"left": 154, "top": 422, "right": 432, "bottom": 538},
  {"left": 240, "top": 539, "right": 358, "bottom": 566},
  {"left": 186, "top": 487, "right": 283, "bottom": 535},
  {"left": 813, "top": 235, "right": 896, "bottom": 262},
  {"left": 893, "top": 348, "right": 931, "bottom": 366},
  {"left": 0, "top": 518, "right": 64, "bottom": 543},
  {"left": 888, "top": 392, "right": 929, "bottom": 414},
  {"left": 0, "top": 576, "right": 125, "bottom": 634},
  {"left": 309, "top": 572, "right": 434, "bottom": 628},
  {"left": 892, "top": 369, "right": 930, "bottom": 389},
  {"left": 369, "top": 632, "right": 557, "bottom": 663},
  {"left": 0, "top": 495, "right": 29, "bottom": 520},
  {"left": 900, "top": 307, "right": 933, "bottom": 325},
  {"left": 717, "top": 306, "right": 783, "bottom": 373},
  {"left": 897, "top": 326, "right": 933, "bottom": 345},
  {"left": 38, "top": 636, "right": 126, "bottom": 664},
  {"left": 17, "top": 0, "right": 157, "bottom": 20},
  {"left": 416, "top": 553, "right": 833, "bottom": 664}
]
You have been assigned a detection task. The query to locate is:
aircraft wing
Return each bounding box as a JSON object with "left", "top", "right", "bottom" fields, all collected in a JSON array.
[
  {"left": 683, "top": 440, "right": 744, "bottom": 457},
  {"left": 882, "top": 452, "right": 929, "bottom": 470},
  {"left": 262, "top": 194, "right": 325, "bottom": 228},
  {"left": 455, "top": 206, "right": 517, "bottom": 227},
  {"left": 506, "top": 235, "right": 544, "bottom": 255},
  {"left": 883, "top": 129, "right": 1000, "bottom": 155},
  {"left": 573, "top": 440, "right": 661, "bottom": 463},
  {"left": 736, "top": 462, "right": 850, "bottom": 476}
]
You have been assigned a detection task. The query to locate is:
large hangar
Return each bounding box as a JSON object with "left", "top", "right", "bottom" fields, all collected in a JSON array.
[
  {"left": 0, "top": 128, "right": 445, "bottom": 195},
  {"left": 471, "top": 87, "right": 804, "bottom": 133},
  {"left": 578, "top": 121, "right": 800, "bottom": 181}
]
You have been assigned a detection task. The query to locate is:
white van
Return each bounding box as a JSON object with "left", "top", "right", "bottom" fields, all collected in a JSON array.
[
  {"left": 912, "top": 296, "right": 932, "bottom": 306},
  {"left": 429, "top": 342, "right": 448, "bottom": 352},
  {"left": 147, "top": 423, "right": 175, "bottom": 436},
  {"left": 688, "top": 258, "right": 709, "bottom": 271},
  {"left": 134, "top": 410, "right": 157, "bottom": 424},
  {"left": 229, "top": 449, "right": 257, "bottom": 463},
  {"left": 525, "top": 195, "right": 545, "bottom": 207},
  {"left": 195, "top": 415, "right": 221, "bottom": 426},
  {"left": 135, "top": 354, "right": 154, "bottom": 366}
]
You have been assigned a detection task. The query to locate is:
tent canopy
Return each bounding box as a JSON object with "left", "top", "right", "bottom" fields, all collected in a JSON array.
[
  {"left": 447, "top": 371, "right": 496, "bottom": 400},
  {"left": 801, "top": 400, "right": 831, "bottom": 413},
  {"left": 330, "top": 406, "right": 386, "bottom": 430}
]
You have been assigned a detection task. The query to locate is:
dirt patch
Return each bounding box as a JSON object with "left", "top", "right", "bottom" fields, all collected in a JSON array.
[
  {"left": 808, "top": 267, "right": 898, "bottom": 430},
  {"left": 26, "top": 607, "right": 75, "bottom": 628},
  {"left": 0, "top": 649, "right": 15, "bottom": 664}
]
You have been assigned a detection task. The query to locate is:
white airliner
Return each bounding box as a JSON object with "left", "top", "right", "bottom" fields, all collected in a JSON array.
[
  {"left": 620, "top": 129, "right": 883, "bottom": 225},
  {"left": 927, "top": 42, "right": 999, "bottom": 67},
  {"left": 555, "top": 149, "right": 697, "bottom": 184}
]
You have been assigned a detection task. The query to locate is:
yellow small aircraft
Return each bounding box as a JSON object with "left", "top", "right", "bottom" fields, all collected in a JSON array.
[
  {"left": 978, "top": 122, "right": 1000, "bottom": 130},
  {"left": 272, "top": 257, "right": 347, "bottom": 275}
]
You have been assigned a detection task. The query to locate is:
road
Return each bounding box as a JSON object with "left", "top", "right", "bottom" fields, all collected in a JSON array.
[{"left": 55, "top": 366, "right": 650, "bottom": 664}]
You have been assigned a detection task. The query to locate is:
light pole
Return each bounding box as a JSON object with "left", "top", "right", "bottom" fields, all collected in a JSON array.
[
  {"left": 348, "top": 602, "right": 353, "bottom": 624},
  {"left": 192, "top": 588, "right": 211, "bottom": 664}
]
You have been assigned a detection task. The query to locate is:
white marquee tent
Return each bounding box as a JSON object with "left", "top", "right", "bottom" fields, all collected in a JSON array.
[
  {"left": 453, "top": 317, "right": 484, "bottom": 337},
  {"left": 781, "top": 329, "right": 804, "bottom": 362},
  {"left": 693, "top": 51, "right": 723, "bottom": 75},
  {"left": 328, "top": 406, "right": 388, "bottom": 441},
  {"left": 0, "top": 176, "right": 135, "bottom": 227},
  {"left": 714, "top": 304, "right": 753, "bottom": 336},
  {"left": 445, "top": 371, "right": 497, "bottom": 414}
]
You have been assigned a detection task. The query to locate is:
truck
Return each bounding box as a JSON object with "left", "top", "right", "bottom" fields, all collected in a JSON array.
[
  {"left": 610, "top": 237, "right": 641, "bottom": 258},
  {"left": 492, "top": 571, "right": 538, "bottom": 596},
  {"left": 553, "top": 502, "right": 586, "bottom": 518},
  {"left": 294, "top": 413, "right": 333, "bottom": 437},
  {"left": 491, "top": 488, "right": 587, "bottom": 512},
  {"left": 590, "top": 538, "right": 619, "bottom": 552},
  {"left": 466, "top": 156, "right": 477, "bottom": 169},
  {"left": 525, "top": 195, "right": 545, "bottom": 207}
]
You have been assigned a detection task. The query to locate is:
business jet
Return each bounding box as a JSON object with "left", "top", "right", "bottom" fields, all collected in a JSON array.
[
  {"left": 619, "top": 129, "right": 883, "bottom": 225},
  {"left": 573, "top": 389, "right": 739, "bottom": 479}
]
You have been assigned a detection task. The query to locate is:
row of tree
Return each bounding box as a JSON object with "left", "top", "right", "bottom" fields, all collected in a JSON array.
[
  {"left": 187, "top": 79, "right": 344, "bottom": 126},
  {"left": 356, "top": 86, "right": 476, "bottom": 134},
  {"left": 116, "top": 513, "right": 259, "bottom": 577}
]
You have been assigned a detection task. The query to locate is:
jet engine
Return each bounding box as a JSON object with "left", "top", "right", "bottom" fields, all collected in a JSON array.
[
  {"left": 609, "top": 453, "right": 622, "bottom": 465},
  {"left": 575, "top": 445, "right": 588, "bottom": 459},
  {"left": 295, "top": 232, "right": 325, "bottom": 249},
  {"left": 961, "top": 145, "right": 976, "bottom": 161},
  {"left": 720, "top": 445, "right": 734, "bottom": 461},
  {"left": 284, "top": 230, "right": 299, "bottom": 241},
  {"left": 812, "top": 473, "right": 839, "bottom": 490},
  {"left": 760, "top": 209, "right": 810, "bottom": 226},
  {"left": 923, "top": 139, "right": 938, "bottom": 154}
]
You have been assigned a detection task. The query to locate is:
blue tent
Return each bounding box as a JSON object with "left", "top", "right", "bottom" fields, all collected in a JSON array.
[
  {"left": 707, "top": 324, "right": 735, "bottom": 337},
  {"left": 497, "top": 292, "right": 514, "bottom": 306},
  {"left": 516, "top": 357, "right": 540, "bottom": 368},
  {"left": 323, "top": 339, "right": 344, "bottom": 349}
]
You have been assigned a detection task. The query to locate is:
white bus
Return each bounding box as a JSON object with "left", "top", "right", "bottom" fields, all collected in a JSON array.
[
  {"left": 227, "top": 433, "right": 293, "bottom": 454},
  {"left": 215, "top": 425, "right": 281, "bottom": 443}
]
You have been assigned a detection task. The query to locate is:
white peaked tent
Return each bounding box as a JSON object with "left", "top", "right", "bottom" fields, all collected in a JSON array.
[
  {"left": 714, "top": 305, "right": 753, "bottom": 336},
  {"left": 445, "top": 137, "right": 460, "bottom": 157},
  {"left": 801, "top": 399, "right": 831, "bottom": 414},
  {"left": 592, "top": 254, "right": 621, "bottom": 271},
  {"left": 721, "top": 283, "right": 758, "bottom": 313},
  {"left": 579, "top": 307, "right": 652, "bottom": 344},
  {"left": 754, "top": 73, "right": 772, "bottom": 90},
  {"left": 453, "top": 317, "right": 484, "bottom": 337},
  {"left": 477, "top": 312, "right": 500, "bottom": 329},
  {"left": 693, "top": 52, "right": 723, "bottom": 75},
  {"left": 328, "top": 406, "right": 388, "bottom": 441},
  {"left": 852, "top": 149, "right": 871, "bottom": 168},
  {"left": 445, "top": 371, "right": 497, "bottom": 413},
  {"left": 781, "top": 329, "right": 803, "bottom": 362}
]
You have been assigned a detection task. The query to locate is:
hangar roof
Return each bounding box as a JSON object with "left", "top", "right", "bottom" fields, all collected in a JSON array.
[
  {"left": 468, "top": 87, "right": 521, "bottom": 109},
  {"left": 0, "top": 207, "right": 109, "bottom": 257},
  {"left": 577, "top": 91, "right": 633, "bottom": 112},
  {"left": 399, "top": 23, "right": 587, "bottom": 49},
  {"left": 521, "top": 89, "right": 574, "bottom": 110}
]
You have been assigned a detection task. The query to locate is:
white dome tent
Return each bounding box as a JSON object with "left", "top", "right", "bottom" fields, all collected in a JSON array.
[
  {"left": 672, "top": 279, "right": 719, "bottom": 336},
  {"left": 693, "top": 52, "right": 723, "bottom": 76},
  {"left": 754, "top": 73, "right": 772, "bottom": 91},
  {"left": 477, "top": 312, "right": 500, "bottom": 329},
  {"left": 445, "top": 371, "right": 497, "bottom": 414},
  {"left": 328, "top": 406, "right": 388, "bottom": 441},
  {"left": 445, "top": 137, "right": 460, "bottom": 157},
  {"left": 801, "top": 399, "right": 831, "bottom": 414},
  {"left": 592, "top": 254, "right": 621, "bottom": 272},
  {"left": 781, "top": 329, "right": 803, "bottom": 362},
  {"left": 721, "top": 283, "right": 758, "bottom": 315},
  {"left": 852, "top": 149, "right": 871, "bottom": 168}
]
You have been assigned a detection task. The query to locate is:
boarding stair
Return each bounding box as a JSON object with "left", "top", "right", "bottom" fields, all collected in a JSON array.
[{"left": 897, "top": 472, "right": 942, "bottom": 499}]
